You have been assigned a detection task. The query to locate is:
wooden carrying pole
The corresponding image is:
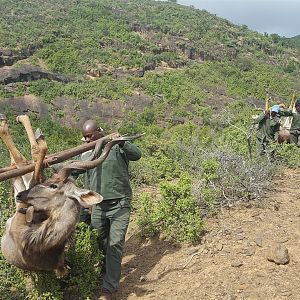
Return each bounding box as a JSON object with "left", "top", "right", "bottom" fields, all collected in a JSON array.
[
  {"left": 0, "top": 134, "right": 143, "bottom": 182},
  {"left": 289, "top": 91, "right": 297, "bottom": 110},
  {"left": 265, "top": 96, "right": 271, "bottom": 111}
]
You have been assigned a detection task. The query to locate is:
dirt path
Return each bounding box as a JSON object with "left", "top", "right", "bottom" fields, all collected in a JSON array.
[{"left": 116, "top": 168, "right": 300, "bottom": 300}]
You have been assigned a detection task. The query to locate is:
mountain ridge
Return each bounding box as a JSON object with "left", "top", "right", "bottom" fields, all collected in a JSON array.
[{"left": 0, "top": 0, "right": 299, "bottom": 128}]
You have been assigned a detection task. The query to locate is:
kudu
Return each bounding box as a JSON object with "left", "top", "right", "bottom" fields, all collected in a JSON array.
[{"left": 0, "top": 115, "right": 137, "bottom": 277}]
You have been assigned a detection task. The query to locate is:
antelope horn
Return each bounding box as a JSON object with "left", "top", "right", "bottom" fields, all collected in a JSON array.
[
  {"left": 0, "top": 133, "right": 144, "bottom": 182},
  {"left": 16, "top": 115, "right": 48, "bottom": 186},
  {"left": 56, "top": 134, "right": 143, "bottom": 182},
  {"left": 30, "top": 128, "right": 48, "bottom": 187}
]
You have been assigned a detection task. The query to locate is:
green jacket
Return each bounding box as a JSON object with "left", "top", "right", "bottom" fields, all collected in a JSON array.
[
  {"left": 280, "top": 110, "right": 300, "bottom": 133},
  {"left": 254, "top": 113, "right": 281, "bottom": 141},
  {"left": 79, "top": 141, "right": 141, "bottom": 200}
]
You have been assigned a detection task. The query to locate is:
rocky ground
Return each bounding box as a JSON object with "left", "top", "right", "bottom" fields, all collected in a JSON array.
[{"left": 116, "top": 168, "right": 300, "bottom": 300}]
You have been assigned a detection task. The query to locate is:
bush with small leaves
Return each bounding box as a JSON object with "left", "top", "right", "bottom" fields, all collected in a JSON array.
[
  {"left": 136, "top": 192, "right": 160, "bottom": 238},
  {"left": 136, "top": 173, "right": 205, "bottom": 243},
  {"left": 158, "top": 173, "right": 205, "bottom": 243},
  {"left": 275, "top": 143, "right": 300, "bottom": 167}
]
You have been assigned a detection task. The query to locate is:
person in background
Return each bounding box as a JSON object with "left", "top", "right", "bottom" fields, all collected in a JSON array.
[
  {"left": 254, "top": 105, "right": 281, "bottom": 156},
  {"left": 79, "top": 120, "right": 141, "bottom": 300}
]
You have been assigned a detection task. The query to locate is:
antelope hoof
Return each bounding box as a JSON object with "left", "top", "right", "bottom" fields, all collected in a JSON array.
[
  {"left": 16, "top": 115, "right": 28, "bottom": 123},
  {"left": 55, "top": 265, "right": 71, "bottom": 279}
]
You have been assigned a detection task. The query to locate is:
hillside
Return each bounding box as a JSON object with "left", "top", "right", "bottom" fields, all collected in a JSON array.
[
  {"left": 0, "top": 0, "right": 300, "bottom": 129},
  {"left": 284, "top": 35, "right": 300, "bottom": 51},
  {"left": 120, "top": 168, "right": 300, "bottom": 300},
  {"left": 1, "top": 1, "right": 300, "bottom": 299},
  {"left": 1, "top": 0, "right": 297, "bottom": 66}
]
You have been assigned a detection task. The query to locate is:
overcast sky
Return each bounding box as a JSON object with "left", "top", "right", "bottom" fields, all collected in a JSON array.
[{"left": 177, "top": 0, "right": 300, "bottom": 38}]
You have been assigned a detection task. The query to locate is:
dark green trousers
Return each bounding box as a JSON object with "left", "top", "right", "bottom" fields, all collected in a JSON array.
[
  {"left": 91, "top": 197, "right": 131, "bottom": 293},
  {"left": 257, "top": 137, "right": 267, "bottom": 155}
]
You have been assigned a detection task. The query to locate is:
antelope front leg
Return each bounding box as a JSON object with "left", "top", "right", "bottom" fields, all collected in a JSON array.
[
  {"left": 17, "top": 115, "right": 48, "bottom": 185},
  {"left": 0, "top": 114, "right": 31, "bottom": 195},
  {"left": 54, "top": 254, "right": 71, "bottom": 279},
  {"left": 0, "top": 114, "right": 26, "bottom": 165}
]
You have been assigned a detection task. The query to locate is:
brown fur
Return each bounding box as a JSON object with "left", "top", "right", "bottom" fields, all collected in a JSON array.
[
  {"left": 0, "top": 115, "right": 138, "bottom": 276},
  {"left": 0, "top": 115, "right": 102, "bottom": 276},
  {"left": 1, "top": 180, "right": 102, "bottom": 277},
  {"left": 278, "top": 129, "right": 290, "bottom": 144}
]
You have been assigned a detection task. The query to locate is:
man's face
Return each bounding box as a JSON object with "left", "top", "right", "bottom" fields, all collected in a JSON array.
[
  {"left": 271, "top": 111, "right": 277, "bottom": 118},
  {"left": 296, "top": 105, "right": 300, "bottom": 113},
  {"left": 82, "top": 128, "right": 103, "bottom": 143}
]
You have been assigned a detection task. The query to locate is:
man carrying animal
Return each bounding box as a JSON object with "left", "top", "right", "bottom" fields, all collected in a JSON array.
[
  {"left": 254, "top": 105, "right": 281, "bottom": 156},
  {"left": 1, "top": 114, "right": 140, "bottom": 282},
  {"left": 75, "top": 120, "right": 142, "bottom": 300}
]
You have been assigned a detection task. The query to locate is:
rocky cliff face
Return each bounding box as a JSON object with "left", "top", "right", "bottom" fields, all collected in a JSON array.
[
  {"left": 0, "top": 45, "right": 41, "bottom": 67},
  {"left": 0, "top": 65, "right": 70, "bottom": 85},
  {"left": 131, "top": 23, "right": 239, "bottom": 63},
  {"left": 0, "top": 92, "right": 152, "bottom": 129}
]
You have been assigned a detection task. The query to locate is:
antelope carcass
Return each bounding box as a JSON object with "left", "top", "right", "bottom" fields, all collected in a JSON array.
[{"left": 0, "top": 115, "right": 137, "bottom": 277}]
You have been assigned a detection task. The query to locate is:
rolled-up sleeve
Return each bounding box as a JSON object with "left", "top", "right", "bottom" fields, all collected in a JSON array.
[{"left": 122, "top": 142, "right": 142, "bottom": 161}]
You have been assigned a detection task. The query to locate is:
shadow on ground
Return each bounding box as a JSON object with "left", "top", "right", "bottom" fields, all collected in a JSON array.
[{"left": 116, "top": 234, "right": 180, "bottom": 299}]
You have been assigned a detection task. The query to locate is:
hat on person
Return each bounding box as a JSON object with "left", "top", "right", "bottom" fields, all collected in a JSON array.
[{"left": 271, "top": 105, "right": 280, "bottom": 113}]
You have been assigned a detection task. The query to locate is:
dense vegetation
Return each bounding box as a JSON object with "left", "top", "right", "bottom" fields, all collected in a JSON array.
[
  {"left": 283, "top": 35, "right": 300, "bottom": 51},
  {"left": 1, "top": 0, "right": 300, "bottom": 299}
]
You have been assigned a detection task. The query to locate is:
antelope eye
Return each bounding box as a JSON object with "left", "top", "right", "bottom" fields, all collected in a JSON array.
[{"left": 49, "top": 184, "right": 58, "bottom": 189}]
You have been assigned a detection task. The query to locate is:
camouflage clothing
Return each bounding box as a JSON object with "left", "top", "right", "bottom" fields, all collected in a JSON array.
[
  {"left": 254, "top": 113, "right": 280, "bottom": 155},
  {"left": 254, "top": 113, "right": 281, "bottom": 141}
]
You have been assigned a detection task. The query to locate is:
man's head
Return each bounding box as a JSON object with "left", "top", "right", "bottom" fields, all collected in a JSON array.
[
  {"left": 82, "top": 120, "right": 104, "bottom": 143},
  {"left": 271, "top": 105, "right": 280, "bottom": 117},
  {"left": 295, "top": 99, "right": 300, "bottom": 113}
]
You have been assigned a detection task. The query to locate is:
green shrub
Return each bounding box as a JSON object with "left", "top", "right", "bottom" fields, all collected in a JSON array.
[
  {"left": 129, "top": 131, "right": 181, "bottom": 185},
  {"left": 0, "top": 222, "right": 103, "bottom": 300},
  {"left": 196, "top": 158, "right": 221, "bottom": 211},
  {"left": 64, "top": 222, "right": 103, "bottom": 299},
  {"left": 38, "top": 41, "right": 82, "bottom": 74},
  {"left": 0, "top": 255, "right": 26, "bottom": 300},
  {"left": 136, "top": 192, "right": 160, "bottom": 238},
  {"left": 201, "top": 158, "right": 219, "bottom": 182},
  {"left": 136, "top": 173, "right": 205, "bottom": 243},
  {"left": 275, "top": 143, "right": 300, "bottom": 167},
  {"left": 130, "top": 150, "right": 180, "bottom": 185},
  {"left": 159, "top": 173, "right": 205, "bottom": 243},
  {"left": 27, "top": 273, "right": 63, "bottom": 300}
]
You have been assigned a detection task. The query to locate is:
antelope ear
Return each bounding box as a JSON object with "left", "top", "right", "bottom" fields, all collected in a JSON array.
[
  {"left": 25, "top": 206, "right": 34, "bottom": 223},
  {"left": 79, "top": 191, "right": 103, "bottom": 208},
  {"left": 66, "top": 187, "right": 103, "bottom": 208}
]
